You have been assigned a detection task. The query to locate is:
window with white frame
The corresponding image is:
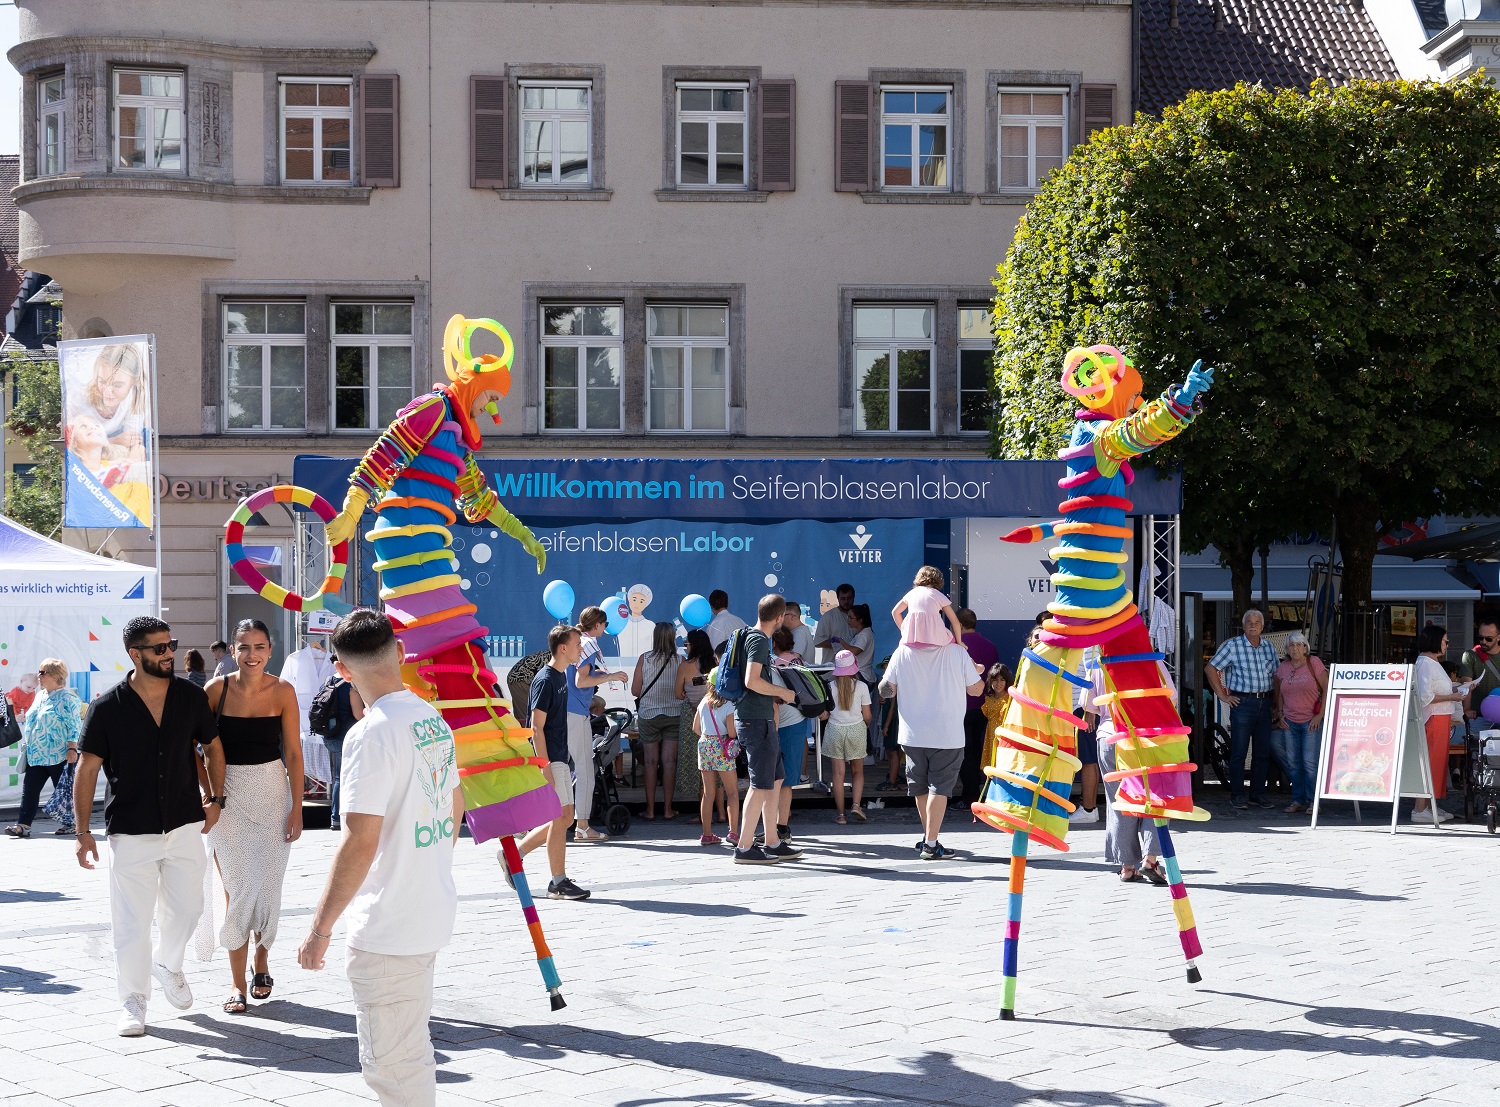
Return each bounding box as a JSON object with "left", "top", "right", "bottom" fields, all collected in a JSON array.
[
  {"left": 520, "top": 83, "right": 591, "bottom": 186},
  {"left": 958, "top": 306, "right": 995, "bottom": 434},
  {"left": 541, "top": 305, "right": 623, "bottom": 431},
  {"left": 332, "top": 303, "right": 415, "bottom": 431},
  {"left": 676, "top": 84, "right": 747, "bottom": 189},
  {"left": 881, "top": 87, "right": 950, "bottom": 190},
  {"left": 223, "top": 302, "right": 308, "bottom": 431},
  {"left": 647, "top": 305, "right": 729, "bottom": 433},
  {"left": 853, "top": 304, "right": 935, "bottom": 433},
  {"left": 999, "top": 89, "right": 1067, "bottom": 190},
  {"left": 38, "top": 74, "right": 65, "bottom": 176},
  {"left": 114, "top": 68, "right": 184, "bottom": 172},
  {"left": 280, "top": 78, "right": 353, "bottom": 183}
]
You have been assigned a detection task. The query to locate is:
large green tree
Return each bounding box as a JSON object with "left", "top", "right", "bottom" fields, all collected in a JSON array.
[
  {"left": 992, "top": 77, "right": 1500, "bottom": 610},
  {"left": 3, "top": 352, "right": 64, "bottom": 534}
]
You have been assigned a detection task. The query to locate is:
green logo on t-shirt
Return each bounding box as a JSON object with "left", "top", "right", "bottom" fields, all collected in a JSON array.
[{"left": 411, "top": 715, "right": 457, "bottom": 849}]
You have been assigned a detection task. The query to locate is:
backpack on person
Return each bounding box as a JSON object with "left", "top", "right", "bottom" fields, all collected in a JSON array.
[
  {"left": 714, "top": 628, "right": 750, "bottom": 703},
  {"left": 308, "top": 675, "right": 341, "bottom": 737},
  {"left": 776, "top": 664, "right": 835, "bottom": 719}
]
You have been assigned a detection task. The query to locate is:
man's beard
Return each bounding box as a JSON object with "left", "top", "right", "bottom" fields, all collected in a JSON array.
[{"left": 144, "top": 656, "right": 174, "bottom": 680}]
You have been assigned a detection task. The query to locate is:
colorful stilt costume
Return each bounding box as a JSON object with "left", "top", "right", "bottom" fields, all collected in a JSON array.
[
  {"left": 972, "top": 345, "right": 1215, "bottom": 1018},
  {"left": 225, "top": 315, "right": 567, "bottom": 1009}
]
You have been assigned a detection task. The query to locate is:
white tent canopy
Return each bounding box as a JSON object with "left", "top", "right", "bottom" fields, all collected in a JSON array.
[{"left": 1, "top": 513, "right": 158, "bottom": 807}]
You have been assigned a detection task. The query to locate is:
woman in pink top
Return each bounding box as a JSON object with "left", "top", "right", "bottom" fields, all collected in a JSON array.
[
  {"left": 891, "top": 565, "right": 964, "bottom": 647},
  {"left": 1272, "top": 631, "right": 1327, "bottom": 815}
]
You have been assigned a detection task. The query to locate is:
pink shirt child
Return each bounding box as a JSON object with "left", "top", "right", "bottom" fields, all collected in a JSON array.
[{"left": 895, "top": 586, "right": 956, "bottom": 648}]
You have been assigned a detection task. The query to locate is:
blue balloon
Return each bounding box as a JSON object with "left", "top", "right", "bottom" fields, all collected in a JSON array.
[
  {"left": 542, "top": 579, "right": 575, "bottom": 620},
  {"left": 680, "top": 594, "right": 712, "bottom": 629},
  {"left": 601, "top": 594, "right": 629, "bottom": 636}
]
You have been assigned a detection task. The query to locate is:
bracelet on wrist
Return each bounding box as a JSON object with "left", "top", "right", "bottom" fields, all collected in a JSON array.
[{"left": 310, "top": 926, "right": 332, "bottom": 940}]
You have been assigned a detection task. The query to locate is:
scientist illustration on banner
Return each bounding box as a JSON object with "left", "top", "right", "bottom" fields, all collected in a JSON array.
[
  {"left": 59, "top": 335, "right": 157, "bottom": 529},
  {"left": 454, "top": 517, "right": 925, "bottom": 662}
]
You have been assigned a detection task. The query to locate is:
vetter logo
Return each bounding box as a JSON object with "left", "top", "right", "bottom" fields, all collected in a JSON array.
[
  {"left": 1028, "top": 559, "right": 1058, "bottom": 595},
  {"left": 840, "top": 525, "right": 882, "bottom": 563}
]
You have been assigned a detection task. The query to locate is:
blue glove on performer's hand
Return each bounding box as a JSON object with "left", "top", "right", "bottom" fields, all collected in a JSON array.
[{"left": 1177, "top": 360, "right": 1215, "bottom": 405}]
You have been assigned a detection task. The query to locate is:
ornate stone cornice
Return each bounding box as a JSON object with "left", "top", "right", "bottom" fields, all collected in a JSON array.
[
  {"left": 8, "top": 34, "right": 376, "bottom": 74},
  {"left": 13, "top": 176, "right": 373, "bottom": 206}
]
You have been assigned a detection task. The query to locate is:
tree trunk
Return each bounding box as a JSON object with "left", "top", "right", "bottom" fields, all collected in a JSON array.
[
  {"left": 1335, "top": 497, "right": 1381, "bottom": 609},
  {"left": 1219, "top": 533, "right": 1257, "bottom": 619}
]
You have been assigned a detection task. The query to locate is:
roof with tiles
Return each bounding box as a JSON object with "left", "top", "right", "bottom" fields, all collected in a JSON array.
[{"left": 1138, "top": 0, "right": 1403, "bottom": 117}]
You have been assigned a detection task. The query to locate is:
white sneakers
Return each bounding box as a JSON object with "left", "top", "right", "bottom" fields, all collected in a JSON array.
[
  {"left": 118, "top": 993, "right": 147, "bottom": 1037},
  {"left": 1412, "top": 807, "right": 1454, "bottom": 824},
  {"left": 152, "top": 962, "right": 193, "bottom": 1010},
  {"left": 1068, "top": 806, "right": 1101, "bottom": 824}
]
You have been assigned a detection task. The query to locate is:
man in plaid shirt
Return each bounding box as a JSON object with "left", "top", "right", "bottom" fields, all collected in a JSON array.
[{"left": 1206, "top": 609, "right": 1280, "bottom": 811}]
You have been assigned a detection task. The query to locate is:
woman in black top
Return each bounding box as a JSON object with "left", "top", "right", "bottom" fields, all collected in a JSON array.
[{"left": 198, "top": 619, "right": 303, "bottom": 1013}]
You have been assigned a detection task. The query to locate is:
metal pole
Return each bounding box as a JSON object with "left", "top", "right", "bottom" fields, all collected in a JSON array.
[{"left": 149, "top": 336, "right": 163, "bottom": 618}]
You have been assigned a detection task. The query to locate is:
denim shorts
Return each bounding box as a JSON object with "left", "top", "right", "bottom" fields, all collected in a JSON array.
[
  {"left": 739, "top": 717, "right": 785, "bottom": 790},
  {"left": 778, "top": 720, "right": 809, "bottom": 786}
]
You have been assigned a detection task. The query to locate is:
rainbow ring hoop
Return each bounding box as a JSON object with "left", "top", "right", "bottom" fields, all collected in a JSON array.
[{"left": 225, "top": 484, "right": 350, "bottom": 612}]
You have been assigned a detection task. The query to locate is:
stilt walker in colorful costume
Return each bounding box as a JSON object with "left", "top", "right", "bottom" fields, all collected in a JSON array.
[
  {"left": 972, "top": 345, "right": 1215, "bottom": 1019},
  {"left": 317, "top": 314, "right": 566, "bottom": 1007}
]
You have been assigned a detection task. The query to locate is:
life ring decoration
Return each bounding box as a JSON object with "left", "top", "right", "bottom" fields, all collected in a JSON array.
[{"left": 225, "top": 485, "right": 350, "bottom": 612}]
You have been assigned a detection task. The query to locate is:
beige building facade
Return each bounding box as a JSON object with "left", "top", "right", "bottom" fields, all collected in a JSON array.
[{"left": 10, "top": 0, "right": 1131, "bottom": 655}]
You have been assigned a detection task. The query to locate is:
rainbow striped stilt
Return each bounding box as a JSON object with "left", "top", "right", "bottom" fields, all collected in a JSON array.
[
  {"left": 1001, "top": 830, "right": 1029, "bottom": 1020},
  {"left": 499, "top": 835, "right": 567, "bottom": 1009},
  {"left": 1153, "top": 817, "right": 1203, "bottom": 983}
]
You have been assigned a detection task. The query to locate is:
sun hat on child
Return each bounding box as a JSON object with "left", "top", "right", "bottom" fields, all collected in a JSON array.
[{"left": 832, "top": 650, "right": 859, "bottom": 677}]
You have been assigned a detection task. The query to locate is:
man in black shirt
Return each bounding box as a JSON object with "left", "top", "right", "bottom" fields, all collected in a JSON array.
[
  {"left": 516, "top": 625, "right": 589, "bottom": 901},
  {"left": 73, "top": 616, "right": 225, "bottom": 1037}
]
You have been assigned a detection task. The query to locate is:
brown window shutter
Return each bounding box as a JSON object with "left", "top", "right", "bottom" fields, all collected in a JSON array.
[
  {"left": 471, "top": 75, "right": 507, "bottom": 188},
  {"left": 756, "top": 78, "right": 796, "bottom": 191},
  {"left": 834, "top": 80, "right": 872, "bottom": 193},
  {"left": 360, "top": 73, "right": 400, "bottom": 187},
  {"left": 1080, "top": 84, "right": 1115, "bottom": 143}
]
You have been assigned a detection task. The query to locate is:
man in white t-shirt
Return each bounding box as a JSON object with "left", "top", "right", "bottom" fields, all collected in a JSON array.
[
  {"left": 879, "top": 641, "right": 984, "bottom": 861},
  {"left": 813, "top": 583, "right": 857, "bottom": 664},
  {"left": 297, "top": 610, "right": 460, "bottom": 1107},
  {"left": 782, "top": 603, "right": 815, "bottom": 664},
  {"left": 705, "top": 589, "right": 748, "bottom": 650}
]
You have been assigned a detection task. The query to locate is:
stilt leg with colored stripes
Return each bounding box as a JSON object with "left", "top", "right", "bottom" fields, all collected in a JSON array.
[
  {"left": 1001, "top": 830, "right": 1029, "bottom": 1020},
  {"left": 499, "top": 835, "right": 566, "bottom": 1009},
  {"left": 1153, "top": 818, "right": 1203, "bottom": 983}
]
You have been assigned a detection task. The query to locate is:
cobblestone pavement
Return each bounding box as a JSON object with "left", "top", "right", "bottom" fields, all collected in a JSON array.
[{"left": 1, "top": 793, "right": 1496, "bottom": 1106}]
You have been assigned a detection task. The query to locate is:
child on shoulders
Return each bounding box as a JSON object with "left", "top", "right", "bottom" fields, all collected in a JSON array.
[{"left": 891, "top": 565, "right": 964, "bottom": 648}]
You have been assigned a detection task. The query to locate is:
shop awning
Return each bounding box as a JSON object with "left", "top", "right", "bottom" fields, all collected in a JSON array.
[
  {"left": 1182, "top": 564, "right": 1479, "bottom": 602},
  {"left": 1376, "top": 522, "right": 1500, "bottom": 562}
]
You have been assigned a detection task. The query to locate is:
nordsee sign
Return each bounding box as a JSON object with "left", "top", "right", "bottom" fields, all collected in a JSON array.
[{"left": 293, "top": 457, "right": 1182, "bottom": 522}]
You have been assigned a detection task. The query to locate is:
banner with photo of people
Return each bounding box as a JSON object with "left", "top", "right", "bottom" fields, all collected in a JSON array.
[{"left": 59, "top": 335, "right": 156, "bottom": 529}]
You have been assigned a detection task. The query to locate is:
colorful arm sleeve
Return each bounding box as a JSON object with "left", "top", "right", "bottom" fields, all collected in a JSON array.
[
  {"left": 347, "top": 393, "right": 448, "bottom": 500},
  {"left": 1093, "top": 390, "right": 1197, "bottom": 474},
  {"left": 455, "top": 454, "right": 499, "bottom": 523}
]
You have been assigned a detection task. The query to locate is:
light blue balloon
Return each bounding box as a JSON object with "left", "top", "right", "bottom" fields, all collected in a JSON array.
[
  {"left": 680, "top": 594, "right": 712, "bottom": 629},
  {"left": 601, "top": 594, "right": 629, "bottom": 636},
  {"left": 542, "top": 579, "right": 575, "bottom": 620}
]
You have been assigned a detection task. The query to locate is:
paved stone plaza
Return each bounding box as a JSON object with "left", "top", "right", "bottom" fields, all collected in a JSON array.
[{"left": 1, "top": 794, "right": 1496, "bottom": 1107}]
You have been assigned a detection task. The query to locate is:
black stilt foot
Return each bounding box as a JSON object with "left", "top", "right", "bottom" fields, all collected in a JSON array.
[
  {"left": 1000, "top": 1008, "right": 1016, "bottom": 1021},
  {"left": 1186, "top": 966, "right": 1202, "bottom": 984},
  {"left": 549, "top": 991, "right": 568, "bottom": 1011}
]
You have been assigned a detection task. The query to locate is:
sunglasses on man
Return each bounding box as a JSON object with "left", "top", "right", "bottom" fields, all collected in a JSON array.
[
  {"left": 1481, "top": 635, "right": 1498, "bottom": 645},
  {"left": 134, "top": 640, "right": 179, "bottom": 657}
]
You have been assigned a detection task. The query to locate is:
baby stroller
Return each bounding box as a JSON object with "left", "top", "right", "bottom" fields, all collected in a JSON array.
[
  {"left": 591, "top": 707, "right": 634, "bottom": 837},
  {"left": 1463, "top": 727, "right": 1500, "bottom": 834}
]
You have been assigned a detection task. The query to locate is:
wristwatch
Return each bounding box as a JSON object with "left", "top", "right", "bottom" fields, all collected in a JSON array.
[{"left": 206, "top": 795, "right": 226, "bottom": 808}]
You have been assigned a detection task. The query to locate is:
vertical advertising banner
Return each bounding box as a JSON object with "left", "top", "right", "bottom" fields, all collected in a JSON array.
[{"left": 59, "top": 335, "right": 156, "bottom": 529}]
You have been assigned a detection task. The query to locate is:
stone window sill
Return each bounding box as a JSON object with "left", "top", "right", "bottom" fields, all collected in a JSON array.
[
  {"left": 656, "top": 189, "right": 769, "bottom": 202},
  {"left": 494, "top": 188, "right": 613, "bottom": 201},
  {"left": 859, "top": 192, "right": 974, "bottom": 205},
  {"left": 978, "top": 192, "right": 1037, "bottom": 205},
  {"left": 14, "top": 175, "right": 373, "bottom": 205}
]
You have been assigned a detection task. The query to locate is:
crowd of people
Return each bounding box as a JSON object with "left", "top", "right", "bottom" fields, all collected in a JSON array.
[{"left": 7, "top": 567, "right": 1497, "bottom": 1106}]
